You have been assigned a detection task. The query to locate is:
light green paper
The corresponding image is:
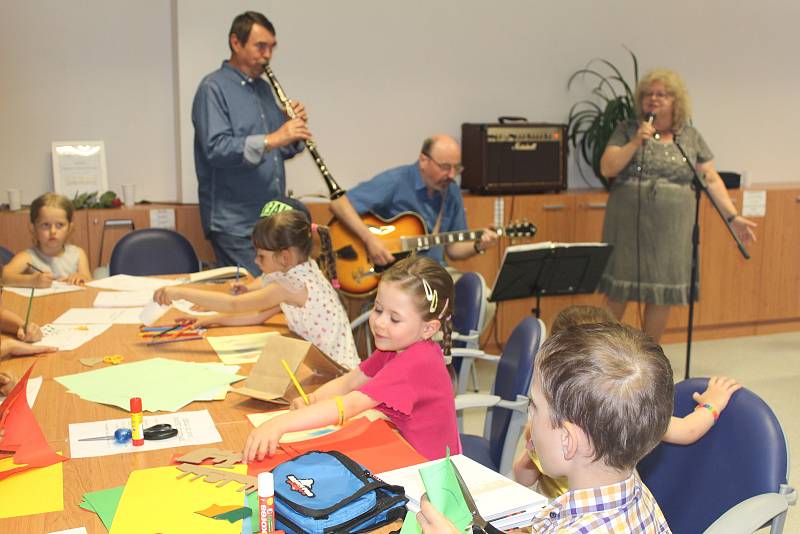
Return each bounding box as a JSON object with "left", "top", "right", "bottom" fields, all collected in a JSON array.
[
  {"left": 55, "top": 357, "right": 245, "bottom": 412},
  {"left": 399, "top": 509, "right": 421, "bottom": 533},
  {"left": 81, "top": 485, "right": 124, "bottom": 530},
  {"left": 418, "top": 456, "right": 472, "bottom": 533}
]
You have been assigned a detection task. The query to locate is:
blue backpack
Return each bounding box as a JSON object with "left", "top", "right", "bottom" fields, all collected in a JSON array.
[{"left": 271, "top": 450, "right": 408, "bottom": 533}]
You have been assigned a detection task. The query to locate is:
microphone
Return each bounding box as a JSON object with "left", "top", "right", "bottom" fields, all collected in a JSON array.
[{"left": 645, "top": 112, "right": 658, "bottom": 140}]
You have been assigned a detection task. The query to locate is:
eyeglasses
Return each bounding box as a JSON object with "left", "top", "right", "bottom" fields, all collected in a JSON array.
[
  {"left": 643, "top": 91, "right": 671, "bottom": 100},
  {"left": 422, "top": 151, "right": 464, "bottom": 174}
]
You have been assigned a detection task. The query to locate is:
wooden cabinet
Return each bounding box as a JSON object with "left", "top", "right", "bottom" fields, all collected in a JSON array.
[{"left": 756, "top": 188, "right": 800, "bottom": 322}]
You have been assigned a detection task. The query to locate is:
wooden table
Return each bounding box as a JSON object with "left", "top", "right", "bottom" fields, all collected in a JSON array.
[{"left": 0, "top": 284, "right": 404, "bottom": 533}]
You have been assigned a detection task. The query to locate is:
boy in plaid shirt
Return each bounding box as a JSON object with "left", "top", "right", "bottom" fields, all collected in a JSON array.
[{"left": 419, "top": 323, "right": 673, "bottom": 533}]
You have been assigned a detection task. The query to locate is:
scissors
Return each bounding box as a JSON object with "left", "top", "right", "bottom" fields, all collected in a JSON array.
[
  {"left": 449, "top": 458, "right": 504, "bottom": 534},
  {"left": 79, "top": 423, "right": 179, "bottom": 443}
]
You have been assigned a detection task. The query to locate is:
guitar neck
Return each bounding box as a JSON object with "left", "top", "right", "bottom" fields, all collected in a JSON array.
[{"left": 400, "top": 228, "right": 505, "bottom": 252}]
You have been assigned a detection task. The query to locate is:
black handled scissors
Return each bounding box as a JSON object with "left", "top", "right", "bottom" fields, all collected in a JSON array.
[
  {"left": 450, "top": 458, "right": 504, "bottom": 534},
  {"left": 143, "top": 423, "right": 178, "bottom": 440}
]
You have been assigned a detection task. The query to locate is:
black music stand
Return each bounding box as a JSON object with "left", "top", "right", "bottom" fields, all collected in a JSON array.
[{"left": 489, "top": 242, "right": 612, "bottom": 318}]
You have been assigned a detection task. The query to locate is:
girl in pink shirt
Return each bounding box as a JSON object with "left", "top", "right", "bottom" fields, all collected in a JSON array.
[{"left": 244, "top": 255, "right": 461, "bottom": 462}]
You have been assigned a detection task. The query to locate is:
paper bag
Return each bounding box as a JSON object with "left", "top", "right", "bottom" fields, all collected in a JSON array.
[{"left": 232, "top": 334, "right": 347, "bottom": 404}]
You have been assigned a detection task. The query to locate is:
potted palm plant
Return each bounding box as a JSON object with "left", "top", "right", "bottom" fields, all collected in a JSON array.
[{"left": 566, "top": 48, "right": 639, "bottom": 189}]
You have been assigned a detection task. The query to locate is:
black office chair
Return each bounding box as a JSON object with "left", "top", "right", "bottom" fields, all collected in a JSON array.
[{"left": 109, "top": 228, "right": 200, "bottom": 276}]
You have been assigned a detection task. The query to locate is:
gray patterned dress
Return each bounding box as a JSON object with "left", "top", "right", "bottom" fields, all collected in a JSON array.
[{"left": 598, "top": 120, "right": 713, "bottom": 305}]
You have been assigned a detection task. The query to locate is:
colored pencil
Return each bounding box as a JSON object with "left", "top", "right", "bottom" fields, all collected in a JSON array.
[
  {"left": 281, "top": 359, "right": 309, "bottom": 405},
  {"left": 23, "top": 287, "right": 35, "bottom": 335}
]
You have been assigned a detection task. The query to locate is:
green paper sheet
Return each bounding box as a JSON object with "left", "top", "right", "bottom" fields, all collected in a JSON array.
[
  {"left": 80, "top": 485, "right": 124, "bottom": 530},
  {"left": 399, "top": 452, "right": 473, "bottom": 534},
  {"left": 55, "top": 357, "right": 245, "bottom": 412}
]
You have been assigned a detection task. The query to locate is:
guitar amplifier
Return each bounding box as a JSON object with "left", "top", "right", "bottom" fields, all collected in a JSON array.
[{"left": 461, "top": 122, "right": 567, "bottom": 194}]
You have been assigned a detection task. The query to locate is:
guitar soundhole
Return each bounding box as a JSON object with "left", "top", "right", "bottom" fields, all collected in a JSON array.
[{"left": 335, "top": 245, "right": 358, "bottom": 260}]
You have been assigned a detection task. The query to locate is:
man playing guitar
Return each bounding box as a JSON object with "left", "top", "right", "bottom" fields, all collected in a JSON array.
[{"left": 330, "top": 134, "right": 498, "bottom": 268}]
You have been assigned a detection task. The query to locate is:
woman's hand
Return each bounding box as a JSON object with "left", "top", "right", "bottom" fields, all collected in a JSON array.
[
  {"left": 243, "top": 419, "right": 286, "bottom": 462},
  {"left": 17, "top": 322, "right": 43, "bottom": 343},
  {"left": 635, "top": 118, "right": 657, "bottom": 144},
  {"left": 730, "top": 216, "right": 757, "bottom": 245}
]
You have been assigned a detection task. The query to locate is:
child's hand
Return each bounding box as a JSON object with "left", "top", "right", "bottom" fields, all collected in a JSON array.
[
  {"left": 0, "top": 371, "right": 17, "bottom": 396},
  {"left": 244, "top": 419, "right": 286, "bottom": 462},
  {"left": 417, "top": 495, "right": 461, "bottom": 534},
  {"left": 16, "top": 322, "right": 43, "bottom": 343},
  {"left": 693, "top": 376, "right": 742, "bottom": 413},
  {"left": 230, "top": 282, "right": 249, "bottom": 295},
  {"left": 33, "top": 271, "right": 54, "bottom": 288},
  {"left": 61, "top": 273, "right": 88, "bottom": 286},
  {"left": 1, "top": 339, "right": 58, "bottom": 358},
  {"left": 174, "top": 316, "right": 216, "bottom": 328},
  {"left": 153, "top": 287, "right": 176, "bottom": 305}
]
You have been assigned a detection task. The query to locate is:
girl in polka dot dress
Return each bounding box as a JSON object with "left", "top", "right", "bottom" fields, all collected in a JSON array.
[{"left": 154, "top": 204, "right": 359, "bottom": 369}]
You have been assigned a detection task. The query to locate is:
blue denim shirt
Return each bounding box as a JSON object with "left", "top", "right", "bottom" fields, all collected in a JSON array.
[
  {"left": 192, "top": 61, "right": 303, "bottom": 237},
  {"left": 346, "top": 162, "right": 467, "bottom": 264}
]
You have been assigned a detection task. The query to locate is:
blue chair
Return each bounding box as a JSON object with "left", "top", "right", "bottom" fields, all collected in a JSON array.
[
  {"left": 450, "top": 272, "right": 488, "bottom": 394},
  {"left": 455, "top": 316, "right": 545, "bottom": 475},
  {"left": 638, "top": 378, "right": 796, "bottom": 534},
  {"left": 109, "top": 228, "right": 200, "bottom": 276},
  {"left": 0, "top": 245, "right": 13, "bottom": 267}
]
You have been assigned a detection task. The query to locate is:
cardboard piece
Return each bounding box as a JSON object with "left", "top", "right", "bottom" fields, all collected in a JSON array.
[
  {"left": 232, "top": 335, "right": 346, "bottom": 405},
  {"left": 176, "top": 464, "right": 258, "bottom": 494},
  {"left": 176, "top": 447, "right": 242, "bottom": 469}
]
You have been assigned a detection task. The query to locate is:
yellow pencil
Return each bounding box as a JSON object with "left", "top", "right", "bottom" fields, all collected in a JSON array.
[{"left": 281, "top": 359, "right": 309, "bottom": 405}]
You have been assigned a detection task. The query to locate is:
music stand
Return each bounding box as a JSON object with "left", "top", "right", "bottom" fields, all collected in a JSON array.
[{"left": 489, "top": 242, "right": 612, "bottom": 318}]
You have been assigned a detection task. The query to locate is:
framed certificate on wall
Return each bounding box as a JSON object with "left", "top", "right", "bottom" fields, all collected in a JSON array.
[{"left": 51, "top": 141, "right": 108, "bottom": 197}]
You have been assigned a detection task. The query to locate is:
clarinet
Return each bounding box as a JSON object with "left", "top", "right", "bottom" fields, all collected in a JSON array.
[{"left": 263, "top": 64, "right": 346, "bottom": 200}]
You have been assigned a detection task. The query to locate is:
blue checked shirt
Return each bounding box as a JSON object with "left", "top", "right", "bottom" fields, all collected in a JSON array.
[
  {"left": 192, "top": 61, "right": 304, "bottom": 238},
  {"left": 530, "top": 474, "right": 671, "bottom": 533}
]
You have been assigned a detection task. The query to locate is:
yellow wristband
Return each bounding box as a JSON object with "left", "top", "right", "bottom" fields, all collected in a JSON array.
[{"left": 334, "top": 396, "right": 345, "bottom": 426}]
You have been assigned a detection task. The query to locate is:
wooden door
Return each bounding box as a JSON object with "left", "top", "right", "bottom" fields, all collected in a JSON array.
[{"left": 756, "top": 188, "right": 800, "bottom": 322}]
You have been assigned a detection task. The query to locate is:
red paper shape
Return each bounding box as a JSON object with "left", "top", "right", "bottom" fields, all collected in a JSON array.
[
  {"left": 247, "top": 418, "right": 425, "bottom": 476},
  {"left": 0, "top": 361, "right": 68, "bottom": 480}
]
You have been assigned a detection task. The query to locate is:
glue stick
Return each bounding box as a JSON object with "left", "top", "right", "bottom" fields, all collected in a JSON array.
[
  {"left": 258, "top": 471, "right": 275, "bottom": 533},
  {"left": 130, "top": 397, "right": 144, "bottom": 446}
]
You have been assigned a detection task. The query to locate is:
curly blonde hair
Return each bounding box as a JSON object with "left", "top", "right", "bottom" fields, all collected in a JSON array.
[{"left": 634, "top": 69, "right": 692, "bottom": 131}]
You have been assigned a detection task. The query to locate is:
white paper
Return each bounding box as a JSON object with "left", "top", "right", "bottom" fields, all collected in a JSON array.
[
  {"left": 87, "top": 274, "right": 183, "bottom": 292},
  {"left": 149, "top": 208, "right": 176, "bottom": 229},
  {"left": 34, "top": 323, "right": 112, "bottom": 351},
  {"left": 93, "top": 290, "right": 153, "bottom": 308},
  {"left": 2, "top": 281, "right": 85, "bottom": 298},
  {"left": 0, "top": 376, "right": 43, "bottom": 407},
  {"left": 48, "top": 528, "right": 88, "bottom": 534},
  {"left": 68, "top": 409, "right": 221, "bottom": 459},
  {"left": 53, "top": 307, "right": 144, "bottom": 325},
  {"left": 742, "top": 190, "right": 767, "bottom": 217},
  {"left": 376, "top": 454, "right": 547, "bottom": 523},
  {"left": 207, "top": 332, "right": 278, "bottom": 364},
  {"left": 171, "top": 299, "right": 217, "bottom": 316},
  {"left": 140, "top": 301, "right": 169, "bottom": 326}
]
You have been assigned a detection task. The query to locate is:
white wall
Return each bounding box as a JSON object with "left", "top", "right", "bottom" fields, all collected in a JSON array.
[{"left": 3, "top": 1, "right": 799, "bottom": 207}]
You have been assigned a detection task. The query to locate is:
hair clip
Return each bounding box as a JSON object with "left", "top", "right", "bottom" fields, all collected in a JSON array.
[
  {"left": 259, "top": 200, "right": 294, "bottom": 218},
  {"left": 437, "top": 298, "right": 449, "bottom": 319},
  {"left": 422, "top": 278, "right": 438, "bottom": 314},
  {"left": 311, "top": 223, "right": 318, "bottom": 234}
]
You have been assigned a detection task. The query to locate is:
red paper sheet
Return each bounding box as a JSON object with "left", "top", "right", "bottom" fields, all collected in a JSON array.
[
  {"left": 247, "top": 418, "right": 425, "bottom": 475},
  {"left": 0, "top": 362, "right": 67, "bottom": 480}
]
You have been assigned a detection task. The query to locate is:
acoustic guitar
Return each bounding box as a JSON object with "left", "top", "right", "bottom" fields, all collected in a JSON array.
[{"left": 328, "top": 212, "right": 536, "bottom": 296}]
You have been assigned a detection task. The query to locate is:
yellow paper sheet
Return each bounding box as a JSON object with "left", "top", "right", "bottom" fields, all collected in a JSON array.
[
  {"left": 207, "top": 332, "right": 278, "bottom": 364},
  {"left": 109, "top": 464, "right": 248, "bottom": 534},
  {"left": 0, "top": 452, "right": 64, "bottom": 519}
]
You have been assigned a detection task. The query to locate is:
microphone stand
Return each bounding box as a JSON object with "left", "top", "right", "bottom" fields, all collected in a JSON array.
[{"left": 674, "top": 141, "right": 750, "bottom": 379}]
